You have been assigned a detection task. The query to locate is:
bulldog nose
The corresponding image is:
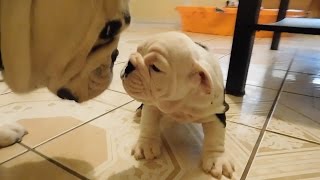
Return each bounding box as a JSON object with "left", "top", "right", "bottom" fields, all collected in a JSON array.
[
  {"left": 57, "top": 88, "right": 79, "bottom": 102},
  {"left": 124, "top": 61, "right": 135, "bottom": 75}
]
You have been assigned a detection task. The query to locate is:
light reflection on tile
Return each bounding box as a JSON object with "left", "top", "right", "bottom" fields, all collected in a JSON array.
[
  {"left": 268, "top": 92, "right": 320, "bottom": 143},
  {"left": 283, "top": 72, "right": 320, "bottom": 97}
]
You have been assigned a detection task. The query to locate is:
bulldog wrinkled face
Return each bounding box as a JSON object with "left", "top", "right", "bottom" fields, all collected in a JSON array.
[
  {"left": 54, "top": 25, "right": 122, "bottom": 102},
  {"left": 54, "top": 8, "right": 130, "bottom": 102},
  {"left": 121, "top": 41, "right": 209, "bottom": 104},
  {"left": 56, "top": 47, "right": 119, "bottom": 103}
]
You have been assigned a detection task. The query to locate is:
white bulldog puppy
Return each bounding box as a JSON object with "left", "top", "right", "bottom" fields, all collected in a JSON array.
[{"left": 121, "top": 32, "right": 235, "bottom": 179}]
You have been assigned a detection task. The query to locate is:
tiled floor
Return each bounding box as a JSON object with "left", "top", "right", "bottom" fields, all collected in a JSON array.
[{"left": 0, "top": 23, "right": 320, "bottom": 180}]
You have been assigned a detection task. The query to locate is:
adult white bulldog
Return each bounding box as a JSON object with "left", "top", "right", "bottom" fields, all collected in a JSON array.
[
  {"left": 0, "top": 0, "right": 130, "bottom": 147},
  {"left": 121, "top": 32, "right": 235, "bottom": 179}
]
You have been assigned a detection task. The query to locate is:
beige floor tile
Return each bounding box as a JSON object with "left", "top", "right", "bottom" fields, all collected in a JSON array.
[
  {"left": 0, "top": 90, "right": 59, "bottom": 107},
  {"left": 201, "top": 36, "right": 233, "bottom": 51},
  {"left": 283, "top": 72, "right": 320, "bottom": 97},
  {"left": 219, "top": 56, "right": 287, "bottom": 90},
  {"left": 226, "top": 85, "right": 277, "bottom": 104},
  {"left": 246, "top": 66, "right": 286, "bottom": 90},
  {"left": 225, "top": 85, "right": 277, "bottom": 128},
  {"left": 251, "top": 51, "right": 293, "bottom": 71},
  {"left": 19, "top": 117, "right": 83, "bottom": 147},
  {"left": 0, "top": 91, "right": 115, "bottom": 148},
  {"left": 108, "top": 63, "right": 127, "bottom": 93},
  {"left": 247, "top": 132, "right": 320, "bottom": 180},
  {"left": 0, "top": 92, "right": 114, "bottom": 124},
  {"left": 36, "top": 123, "right": 109, "bottom": 178},
  {"left": 183, "top": 32, "right": 219, "bottom": 42},
  {"left": 0, "top": 82, "right": 11, "bottom": 95},
  {"left": 255, "top": 35, "right": 308, "bottom": 50},
  {"left": 290, "top": 55, "right": 320, "bottom": 76},
  {"left": 219, "top": 48, "right": 293, "bottom": 75},
  {"left": 36, "top": 107, "right": 261, "bottom": 179},
  {"left": 0, "top": 144, "right": 27, "bottom": 164},
  {"left": 94, "top": 90, "right": 133, "bottom": 107},
  {"left": 0, "top": 151, "right": 82, "bottom": 180},
  {"left": 268, "top": 93, "right": 320, "bottom": 143},
  {"left": 121, "top": 100, "right": 142, "bottom": 112},
  {"left": 296, "top": 48, "right": 320, "bottom": 61},
  {"left": 117, "top": 41, "right": 139, "bottom": 63}
]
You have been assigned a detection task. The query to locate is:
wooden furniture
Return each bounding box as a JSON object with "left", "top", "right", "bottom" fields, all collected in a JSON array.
[{"left": 225, "top": 0, "right": 320, "bottom": 96}]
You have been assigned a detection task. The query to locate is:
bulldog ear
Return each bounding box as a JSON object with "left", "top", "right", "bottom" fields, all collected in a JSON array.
[{"left": 191, "top": 63, "right": 213, "bottom": 94}]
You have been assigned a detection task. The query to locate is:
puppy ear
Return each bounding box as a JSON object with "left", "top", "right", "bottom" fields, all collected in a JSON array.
[{"left": 191, "top": 62, "right": 213, "bottom": 94}]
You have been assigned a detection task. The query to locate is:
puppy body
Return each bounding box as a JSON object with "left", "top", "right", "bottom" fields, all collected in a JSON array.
[{"left": 121, "top": 32, "right": 235, "bottom": 179}]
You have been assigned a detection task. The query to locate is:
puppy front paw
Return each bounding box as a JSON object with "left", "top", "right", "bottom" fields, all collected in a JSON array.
[
  {"left": 0, "top": 123, "right": 28, "bottom": 148},
  {"left": 202, "top": 153, "right": 235, "bottom": 179},
  {"left": 131, "top": 139, "right": 161, "bottom": 160}
]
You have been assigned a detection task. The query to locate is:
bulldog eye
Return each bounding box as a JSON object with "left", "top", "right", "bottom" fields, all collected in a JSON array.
[{"left": 151, "top": 64, "right": 161, "bottom": 72}]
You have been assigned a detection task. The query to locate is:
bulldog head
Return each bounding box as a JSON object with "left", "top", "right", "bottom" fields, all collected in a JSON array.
[
  {"left": 0, "top": 0, "right": 130, "bottom": 102},
  {"left": 121, "top": 32, "right": 216, "bottom": 106}
]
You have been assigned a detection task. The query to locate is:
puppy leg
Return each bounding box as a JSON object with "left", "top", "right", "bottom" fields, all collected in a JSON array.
[
  {"left": 133, "top": 103, "right": 143, "bottom": 123},
  {"left": 201, "top": 117, "right": 235, "bottom": 179},
  {"left": 132, "top": 104, "right": 162, "bottom": 160},
  {"left": 0, "top": 122, "right": 28, "bottom": 148}
]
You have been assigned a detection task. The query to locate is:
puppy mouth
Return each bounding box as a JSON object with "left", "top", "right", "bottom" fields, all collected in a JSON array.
[
  {"left": 122, "top": 72, "right": 147, "bottom": 100},
  {"left": 120, "top": 61, "right": 135, "bottom": 79}
]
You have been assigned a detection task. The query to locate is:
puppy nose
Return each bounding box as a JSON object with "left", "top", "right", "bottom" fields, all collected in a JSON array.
[
  {"left": 57, "top": 88, "right": 79, "bottom": 102},
  {"left": 124, "top": 61, "right": 135, "bottom": 75}
]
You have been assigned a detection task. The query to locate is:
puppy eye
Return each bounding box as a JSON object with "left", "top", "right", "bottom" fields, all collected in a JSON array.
[{"left": 151, "top": 64, "right": 161, "bottom": 72}]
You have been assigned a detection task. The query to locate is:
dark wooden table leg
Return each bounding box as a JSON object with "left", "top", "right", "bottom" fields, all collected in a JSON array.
[
  {"left": 225, "top": 0, "right": 262, "bottom": 96},
  {"left": 271, "top": 0, "right": 290, "bottom": 50}
]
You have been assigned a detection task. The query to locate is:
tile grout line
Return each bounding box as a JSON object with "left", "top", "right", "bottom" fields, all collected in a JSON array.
[
  {"left": 240, "top": 52, "right": 296, "bottom": 180},
  {"left": 265, "top": 130, "right": 320, "bottom": 146},
  {"left": 0, "top": 150, "right": 29, "bottom": 165},
  {"left": 0, "top": 100, "right": 134, "bottom": 165},
  {"left": 288, "top": 70, "right": 320, "bottom": 76},
  {"left": 0, "top": 91, "right": 12, "bottom": 95},
  {"left": 107, "top": 89, "right": 127, "bottom": 95},
  {"left": 279, "top": 101, "right": 320, "bottom": 126},
  {"left": 18, "top": 143, "right": 89, "bottom": 180},
  {"left": 228, "top": 119, "right": 320, "bottom": 146},
  {"left": 30, "top": 100, "right": 135, "bottom": 149},
  {"left": 282, "top": 90, "right": 320, "bottom": 99}
]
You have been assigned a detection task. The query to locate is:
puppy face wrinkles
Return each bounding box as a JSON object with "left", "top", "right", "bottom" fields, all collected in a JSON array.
[
  {"left": 0, "top": 0, "right": 130, "bottom": 102},
  {"left": 121, "top": 32, "right": 224, "bottom": 116},
  {"left": 50, "top": 0, "right": 130, "bottom": 102}
]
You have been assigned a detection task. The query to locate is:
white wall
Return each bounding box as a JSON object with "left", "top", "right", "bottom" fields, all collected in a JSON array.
[{"left": 129, "top": 0, "right": 226, "bottom": 24}]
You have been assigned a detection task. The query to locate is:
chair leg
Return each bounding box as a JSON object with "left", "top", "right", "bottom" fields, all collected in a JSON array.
[
  {"left": 225, "top": 0, "right": 262, "bottom": 96},
  {"left": 271, "top": 0, "right": 290, "bottom": 50},
  {"left": 271, "top": 32, "right": 281, "bottom": 50}
]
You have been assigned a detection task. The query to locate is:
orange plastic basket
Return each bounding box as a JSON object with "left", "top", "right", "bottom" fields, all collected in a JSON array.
[{"left": 176, "top": 6, "right": 306, "bottom": 38}]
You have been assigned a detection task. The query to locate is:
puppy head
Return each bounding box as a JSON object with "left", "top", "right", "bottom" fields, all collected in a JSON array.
[
  {"left": 121, "top": 32, "right": 213, "bottom": 104},
  {"left": 1, "top": 0, "right": 130, "bottom": 102},
  {"left": 47, "top": 0, "right": 131, "bottom": 102},
  {"left": 54, "top": 45, "right": 120, "bottom": 103}
]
